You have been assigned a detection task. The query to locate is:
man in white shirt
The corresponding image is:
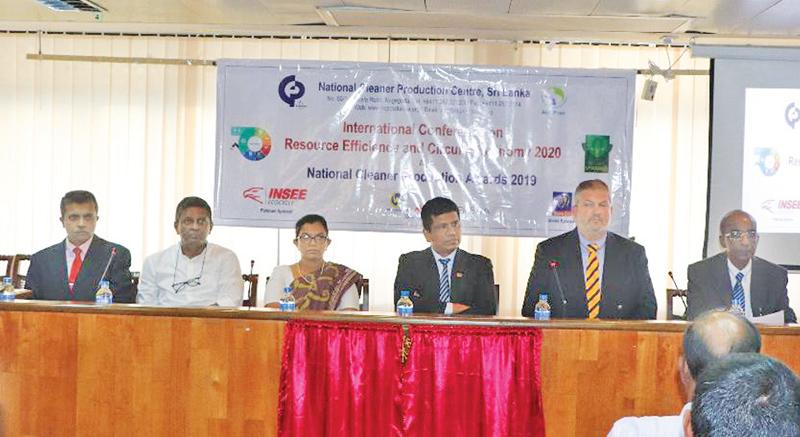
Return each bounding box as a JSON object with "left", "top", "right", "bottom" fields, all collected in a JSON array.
[
  {"left": 137, "top": 196, "right": 242, "bottom": 307},
  {"left": 608, "top": 310, "right": 761, "bottom": 437}
]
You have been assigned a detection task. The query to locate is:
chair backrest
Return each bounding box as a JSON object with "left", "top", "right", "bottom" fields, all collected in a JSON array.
[
  {"left": 131, "top": 271, "right": 140, "bottom": 290},
  {"left": 494, "top": 283, "right": 500, "bottom": 307},
  {"left": 358, "top": 278, "right": 370, "bottom": 311},
  {"left": 666, "top": 288, "right": 688, "bottom": 320},
  {"left": 0, "top": 255, "right": 13, "bottom": 279},
  {"left": 242, "top": 274, "right": 259, "bottom": 307},
  {"left": 11, "top": 254, "right": 31, "bottom": 289}
]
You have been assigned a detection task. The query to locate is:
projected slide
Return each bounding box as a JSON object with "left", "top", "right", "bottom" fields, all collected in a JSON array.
[{"left": 743, "top": 88, "right": 800, "bottom": 233}]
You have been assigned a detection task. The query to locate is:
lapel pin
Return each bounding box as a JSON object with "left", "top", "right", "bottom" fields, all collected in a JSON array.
[{"left": 455, "top": 271, "right": 464, "bottom": 278}]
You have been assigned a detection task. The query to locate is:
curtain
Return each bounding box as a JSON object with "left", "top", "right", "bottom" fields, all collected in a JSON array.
[
  {"left": 278, "top": 320, "right": 404, "bottom": 436},
  {"left": 0, "top": 34, "right": 712, "bottom": 315},
  {"left": 402, "top": 324, "right": 544, "bottom": 437}
]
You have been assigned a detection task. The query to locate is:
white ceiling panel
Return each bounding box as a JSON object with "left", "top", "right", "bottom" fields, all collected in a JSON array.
[
  {"left": 593, "top": 0, "right": 691, "bottom": 16},
  {"left": 343, "top": 0, "right": 426, "bottom": 12},
  {"left": 508, "top": 0, "right": 598, "bottom": 16},
  {"left": 426, "top": 0, "right": 511, "bottom": 14},
  {"left": 740, "top": 0, "right": 800, "bottom": 35},
  {"left": 0, "top": 0, "right": 799, "bottom": 44},
  {"left": 324, "top": 7, "right": 687, "bottom": 33}
]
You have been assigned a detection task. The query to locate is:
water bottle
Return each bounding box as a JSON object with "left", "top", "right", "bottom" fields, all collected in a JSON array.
[
  {"left": 534, "top": 293, "right": 551, "bottom": 320},
  {"left": 95, "top": 279, "right": 113, "bottom": 305},
  {"left": 1, "top": 277, "right": 15, "bottom": 302},
  {"left": 396, "top": 289, "right": 413, "bottom": 317},
  {"left": 279, "top": 286, "right": 296, "bottom": 312}
]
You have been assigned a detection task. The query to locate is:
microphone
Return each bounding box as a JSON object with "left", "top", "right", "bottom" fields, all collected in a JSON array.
[
  {"left": 98, "top": 247, "right": 117, "bottom": 287},
  {"left": 548, "top": 260, "right": 568, "bottom": 315},
  {"left": 668, "top": 271, "right": 688, "bottom": 317},
  {"left": 247, "top": 259, "right": 255, "bottom": 307}
]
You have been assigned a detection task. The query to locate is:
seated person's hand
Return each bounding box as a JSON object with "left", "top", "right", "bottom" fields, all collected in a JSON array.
[{"left": 452, "top": 303, "right": 471, "bottom": 314}]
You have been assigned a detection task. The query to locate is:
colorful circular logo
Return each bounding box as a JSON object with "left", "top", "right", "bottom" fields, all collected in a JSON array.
[
  {"left": 390, "top": 192, "right": 401, "bottom": 208},
  {"left": 755, "top": 147, "right": 780, "bottom": 177},
  {"left": 233, "top": 127, "right": 271, "bottom": 161}
]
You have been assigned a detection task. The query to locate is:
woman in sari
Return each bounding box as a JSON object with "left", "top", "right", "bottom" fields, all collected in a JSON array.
[{"left": 264, "top": 214, "right": 362, "bottom": 310}]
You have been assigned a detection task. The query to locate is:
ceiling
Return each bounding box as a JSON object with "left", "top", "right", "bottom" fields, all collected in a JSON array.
[{"left": 1, "top": 0, "right": 800, "bottom": 45}]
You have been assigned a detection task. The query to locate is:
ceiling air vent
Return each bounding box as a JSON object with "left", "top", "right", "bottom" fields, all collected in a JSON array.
[{"left": 36, "top": 0, "right": 105, "bottom": 12}]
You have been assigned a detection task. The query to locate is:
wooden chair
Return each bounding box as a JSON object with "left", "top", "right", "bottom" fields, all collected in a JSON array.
[
  {"left": 0, "top": 255, "right": 13, "bottom": 279},
  {"left": 666, "top": 288, "right": 688, "bottom": 320},
  {"left": 131, "top": 271, "right": 140, "bottom": 290},
  {"left": 11, "top": 254, "right": 31, "bottom": 289},
  {"left": 358, "top": 278, "right": 370, "bottom": 311},
  {"left": 242, "top": 274, "right": 259, "bottom": 307}
]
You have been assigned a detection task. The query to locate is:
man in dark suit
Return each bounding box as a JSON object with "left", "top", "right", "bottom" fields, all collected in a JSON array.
[
  {"left": 686, "top": 210, "right": 795, "bottom": 323},
  {"left": 25, "top": 190, "right": 135, "bottom": 302},
  {"left": 522, "top": 179, "right": 656, "bottom": 319},
  {"left": 394, "top": 197, "right": 497, "bottom": 315}
]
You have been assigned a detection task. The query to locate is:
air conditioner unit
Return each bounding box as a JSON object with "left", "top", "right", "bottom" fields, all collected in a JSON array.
[{"left": 36, "top": 0, "right": 105, "bottom": 12}]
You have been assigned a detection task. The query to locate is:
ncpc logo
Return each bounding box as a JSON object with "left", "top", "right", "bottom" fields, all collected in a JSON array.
[
  {"left": 279, "top": 75, "right": 306, "bottom": 108},
  {"left": 785, "top": 102, "right": 800, "bottom": 129}
]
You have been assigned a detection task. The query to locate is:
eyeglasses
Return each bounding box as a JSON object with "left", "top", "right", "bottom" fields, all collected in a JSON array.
[
  {"left": 171, "top": 247, "right": 207, "bottom": 293},
  {"left": 172, "top": 276, "right": 201, "bottom": 293},
  {"left": 724, "top": 230, "right": 758, "bottom": 241},
  {"left": 295, "top": 233, "right": 330, "bottom": 245}
]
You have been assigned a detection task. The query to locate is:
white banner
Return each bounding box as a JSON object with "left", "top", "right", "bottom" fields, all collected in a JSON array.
[{"left": 214, "top": 60, "right": 635, "bottom": 237}]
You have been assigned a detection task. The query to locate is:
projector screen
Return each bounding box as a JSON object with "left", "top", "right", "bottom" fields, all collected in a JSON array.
[{"left": 702, "top": 46, "right": 800, "bottom": 268}]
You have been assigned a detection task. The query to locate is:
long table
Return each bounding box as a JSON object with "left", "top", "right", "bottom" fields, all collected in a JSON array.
[{"left": 2, "top": 301, "right": 799, "bottom": 436}]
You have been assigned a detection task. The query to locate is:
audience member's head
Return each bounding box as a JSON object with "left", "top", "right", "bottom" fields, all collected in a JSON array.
[
  {"left": 687, "top": 353, "right": 800, "bottom": 437},
  {"left": 421, "top": 197, "right": 461, "bottom": 256},
  {"left": 572, "top": 179, "right": 611, "bottom": 241},
  {"left": 59, "top": 190, "right": 99, "bottom": 245},
  {"left": 683, "top": 310, "right": 761, "bottom": 380},
  {"left": 718, "top": 210, "right": 759, "bottom": 270}
]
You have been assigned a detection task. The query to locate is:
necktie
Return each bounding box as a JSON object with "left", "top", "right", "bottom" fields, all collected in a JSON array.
[
  {"left": 585, "top": 244, "right": 601, "bottom": 319},
  {"left": 438, "top": 258, "right": 451, "bottom": 303},
  {"left": 732, "top": 272, "right": 745, "bottom": 312},
  {"left": 68, "top": 247, "right": 82, "bottom": 298}
]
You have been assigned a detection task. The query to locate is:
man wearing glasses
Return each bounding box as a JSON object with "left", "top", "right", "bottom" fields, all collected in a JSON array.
[
  {"left": 137, "top": 196, "right": 243, "bottom": 307},
  {"left": 393, "top": 197, "right": 497, "bottom": 315},
  {"left": 686, "top": 209, "right": 796, "bottom": 323}
]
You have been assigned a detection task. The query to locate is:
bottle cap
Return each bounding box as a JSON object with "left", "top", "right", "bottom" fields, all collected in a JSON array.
[
  {"left": 3, "top": 277, "right": 11, "bottom": 284},
  {"left": 400, "top": 289, "right": 410, "bottom": 297},
  {"left": 539, "top": 293, "right": 549, "bottom": 300},
  {"left": 99, "top": 279, "right": 110, "bottom": 287},
  {"left": 283, "top": 286, "right": 292, "bottom": 293}
]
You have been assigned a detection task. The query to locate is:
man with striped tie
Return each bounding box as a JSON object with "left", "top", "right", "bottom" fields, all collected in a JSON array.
[
  {"left": 522, "top": 179, "right": 656, "bottom": 319},
  {"left": 393, "top": 197, "right": 497, "bottom": 315},
  {"left": 686, "top": 210, "right": 796, "bottom": 323}
]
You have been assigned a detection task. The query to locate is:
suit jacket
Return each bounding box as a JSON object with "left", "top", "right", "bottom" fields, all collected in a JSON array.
[
  {"left": 393, "top": 248, "right": 497, "bottom": 315},
  {"left": 25, "top": 236, "right": 135, "bottom": 303},
  {"left": 686, "top": 252, "right": 796, "bottom": 323},
  {"left": 522, "top": 229, "right": 657, "bottom": 319}
]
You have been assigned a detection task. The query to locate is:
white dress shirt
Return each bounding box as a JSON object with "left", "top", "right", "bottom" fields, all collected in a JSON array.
[
  {"left": 65, "top": 236, "right": 93, "bottom": 270},
  {"left": 607, "top": 402, "right": 691, "bottom": 437},
  {"left": 137, "top": 243, "right": 243, "bottom": 307},
  {"left": 432, "top": 248, "right": 457, "bottom": 315},
  {"left": 264, "top": 265, "right": 359, "bottom": 310},
  {"left": 727, "top": 258, "right": 753, "bottom": 317}
]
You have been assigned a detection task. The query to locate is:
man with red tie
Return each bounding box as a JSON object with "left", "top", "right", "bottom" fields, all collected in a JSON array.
[{"left": 25, "top": 190, "right": 135, "bottom": 302}]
